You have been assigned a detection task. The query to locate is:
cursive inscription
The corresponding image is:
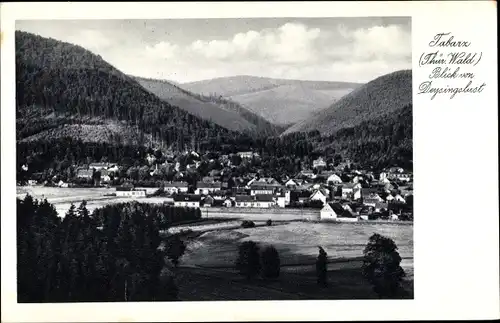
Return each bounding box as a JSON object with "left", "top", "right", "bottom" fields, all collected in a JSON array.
[{"left": 418, "top": 32, "right": 486, "bottom": 100}]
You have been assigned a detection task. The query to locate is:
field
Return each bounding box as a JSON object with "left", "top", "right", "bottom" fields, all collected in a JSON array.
[{"left": 17, "top": 186, "right": 414, "bottom": 299}]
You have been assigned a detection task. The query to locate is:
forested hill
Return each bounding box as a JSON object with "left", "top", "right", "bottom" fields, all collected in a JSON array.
[
  {"left": 133, "top": 76, "right": 279, "bottom": 137},
  {"left": 15, "top": 31, "right": 248, "bottom": 151},
  {"left": 283, "top": 70, "right": 412, "bottom": 136}
]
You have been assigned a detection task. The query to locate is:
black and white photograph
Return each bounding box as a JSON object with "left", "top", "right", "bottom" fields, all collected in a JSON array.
[
  {"left": 2, "top": 1, "right": 500, "bottom": 322},
  {"left": 14, "top": 17, "right": 414, "bottom": 303}
]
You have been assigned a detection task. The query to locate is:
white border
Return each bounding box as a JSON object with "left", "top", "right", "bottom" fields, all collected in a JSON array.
[{"left": 2, "top": 1, "right": 499, "bottom": 322}]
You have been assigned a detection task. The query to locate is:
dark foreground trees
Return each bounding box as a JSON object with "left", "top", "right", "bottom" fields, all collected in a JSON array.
[
  {"left": 260, "top": 245, "right": 280, "bottom": 279},
  {"left": 165, "top": 235, "right": 187, "bottom": 267},
  {"left": 16, "top": 195, "right": 192, "bottom": 302},
  {"left": 235, "top": 241, "right": 261, "bottom": 280},
  {"left": 362, "top": 233, "right": 407, "bottom": 298},
  {"left": 316, "top": 246, "right": 328, "bottom": 287}
]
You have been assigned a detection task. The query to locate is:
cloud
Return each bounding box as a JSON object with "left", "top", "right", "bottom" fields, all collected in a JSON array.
[
  {"left": 144, "top": 41, "right": 179, "bottom": 59},
  {"left": 183, "top": 22, "right": 322, "bottom": 63}
]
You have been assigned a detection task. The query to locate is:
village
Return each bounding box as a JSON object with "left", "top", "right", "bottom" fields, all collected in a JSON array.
[{"left": 21, "top": 149, "right": 413, "bottom": 222}]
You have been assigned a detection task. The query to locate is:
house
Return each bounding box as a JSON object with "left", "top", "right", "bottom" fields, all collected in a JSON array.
[
  {"left": 27, "top": 179, "right": 37, "bottom": 186},
  {"left": 163, "top": 182, "right": 189, "bottom": 195},
  {"left": 309, "top": 189, "right": 328, "bottom": 205},
  {"left": 254, "top": 194, "right": 276, "bottom": 208},
  {"left": 237, "top": 151, "right": 257, "bottom": 159},
  {"left": 299, "top": 170, "right": 316, "bottom": 179},
  {"left": 326, "top": 174, "right": 342, "bottom": 185},
  {"left": 116, "top": 187, "right": 146, "bottom": 198},
  {"left": 57, "top": 180, "right": 69, "bottom": 188},
  {"left": 173, "top": 194, "right": 202, "bottom": 208},
  {"left": 89, "top": 162, "right": 115, "bottom": 171},
  {"left": 201, "top": 195, "right": 215, "bottom": 207},
  {"left": 201, "top": 176, "right": 216, "bottom": 183},
  {"left": 312, "top": 157, "right": 327, "bottom": 169},
  {"left": 388, "top": 167, "right": 404, "bottom": 174},
  {"left": 341, "top": 183, "right": 362, "bottom": 200},
  {"left": 249, "top": 184, "right": 276, "bottom": 196},
  {"left": 235, "top": 195, "right": 275, "bottom": 208},
  {"left": 195, "top": 182, "right": 222, "bottom": 195},
  {"left": 285, "top": 179, "right": 299, "bottom": 189},
  {"left": 235, "top": 195, "right": 254, "bottom": 207},
  {"left": 386, "top": 194, "right": 395, "bottom": 202},
  {"left": 223, "top": 198, "right": 234, "bottom": 207},
  {"left": 320, "top": 203, "right": 358, "bottom": 222},
  {"left": 374, "top": 202, "right": 388, "bottom": 212},
  {"left": 76, "top": 168, "right": 94, "bottom": 179},
  {"left": 135, "top": 187, "right": 159, "bottom": 195},
  {"left": 100, "top": 170, "right": 111, "bottom": 183},
  {"left": 276, "top": 194, "right": 286, "bottom": 208},
  {"left": 362, "top": 193, "right": 384, "bottom": 207},
  {"left": 394, "top": 194, "right": 406, "bottom": 203}
]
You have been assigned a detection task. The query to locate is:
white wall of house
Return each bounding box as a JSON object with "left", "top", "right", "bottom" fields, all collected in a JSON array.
[
  {"left": 116, "top": 190, "right": 146, "bottom": 198},
  {"left": 250, "top": 189, "right": 274, "bottom": 196},
  {"left": 174, "top": 201, "right": 200, "bottom": 208},
  {"left": 276, "top": 197, "right": 286, "bottom": 208},
  {"left": 320, "top": 205, "right": 338, "bottom": 220}
]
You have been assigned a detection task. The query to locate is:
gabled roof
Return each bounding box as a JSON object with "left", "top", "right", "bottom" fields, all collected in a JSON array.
[
  {"left": 255, "top": 194, "right": 274, "bottom": 202},
  {"left": 196, "top": 181, "right": 222, "bottom": 189},
  {"left": 164, "top": 182, "right": 188, "bottom": 188},
  {"left": 235, "top": 195, "right": 253, "bottom": 202}
]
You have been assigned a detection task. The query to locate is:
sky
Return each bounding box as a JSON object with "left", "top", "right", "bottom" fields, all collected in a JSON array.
[{"left": 16, "top": 17, "right": 411, "bottom": 84}]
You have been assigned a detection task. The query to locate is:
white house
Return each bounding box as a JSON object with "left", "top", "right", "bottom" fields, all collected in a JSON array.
[
  {"left": 394, "top": 194, "right": 406, "bottom": 203},
  {"left": 27, "top": 179, "right": 37, "bottom": 186},
  {"left": 309, "top": 189, "right": 328, "bottom": 205},
  {"left": 276, "top": 195, "right": 286, "bottom": 208},
  {"left": 173, "top": 195, "right": 201, "bottom": 208},
  {"left": 341, "top": 183, "right": 362, "bottom": 200},
  {"left": 195, "top": 182, "right": 222, "bottom": 195},
  {"left": 285, "top": 179, "right": 298, "bottom": 189},
  {"left": 326, "top": 174, "right": 342, "bottom": 185},
  {"left": 386, "top": 194, "right": 395, "bottom": 202},
  {"left": 163, "top": 182, "right": 189, "bottom": 195},
  {"left": 235, "top": 195, "right": 275, "bottom": 208},
  {"left": 313, "top": 157, "right": 327, "bottom": 169},
  {"left": 320, "top": 203, "right": 358, "bottom": 222},
  {"left": 223, "top": 198, "right": 234, "bottom": 207},
  {"left": 320, "top": 203, "right": 338, "bottom": 220},
  {"left": 250, "top": 184, "right": 275, "bottom": 196},
  {"left": 116, "top": 187, "right": 146, "bottom": 198}
]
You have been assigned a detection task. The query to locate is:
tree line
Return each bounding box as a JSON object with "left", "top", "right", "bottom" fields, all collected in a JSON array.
[{"left": 17, "top": 195, "right": 199, "bottom": 302}]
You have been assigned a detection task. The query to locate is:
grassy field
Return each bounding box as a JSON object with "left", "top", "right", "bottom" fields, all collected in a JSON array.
[{"left": 18, "top": 186, "right": 414, "bottom": 299}]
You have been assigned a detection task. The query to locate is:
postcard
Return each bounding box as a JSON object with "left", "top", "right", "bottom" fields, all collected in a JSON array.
[{"left": 1, "top": 1, "right": 498, "bottom": 322}]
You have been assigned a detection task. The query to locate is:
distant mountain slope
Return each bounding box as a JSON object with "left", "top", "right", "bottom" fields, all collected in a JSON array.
[
  {"left": 133, "top": 76, "right": 278, "bottom": 136},
  {"left": 15, "top": 31, "right": 240, "bottom": 151},
  {"left": 182, "top": 75, "right": 361, "bottom": 125},
  {"left": 283, "top": 70, "right": 412, "bottom": 136}
]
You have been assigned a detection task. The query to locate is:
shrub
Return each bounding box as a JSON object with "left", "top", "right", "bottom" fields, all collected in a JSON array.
[
  {"left": 266, "top": 219, "right": 272, "bottom": 226},
  {"left": 362, "top": 233, "right": 406, "bottom": 298},
  {"left": 261, "top": 245, "right": 280, "bottom": 279},
  {"left": 316, "top": 246, "right": 328, "bottom": 287},
  {"left": 235, "top": 241, "right": 261, "bottom": 280},
  {"left": 241, "top": 220, "right": 255, "bottom": 228}
]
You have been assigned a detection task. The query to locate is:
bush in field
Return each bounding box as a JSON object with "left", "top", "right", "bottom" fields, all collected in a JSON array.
[
  {"left": 235, "top": 241, "right": 261, "bottom": 280},
  {"left": 165, "top": 235, "right": 186, "bottom": 267},
  {"left": 316, "top": 246, "right": 328, "bottom": 287},
  {"left": 362, "top": 233, "right": 406, "bottom": 298},
  {"left": 241, "top": 220, "right": 255, "bottom": 228},
  {"left": 260, "top": 245, "right": 280, "bottom": 279},
  {"left": 266, "top": 219, "right": 272, "bottom": 226}
]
